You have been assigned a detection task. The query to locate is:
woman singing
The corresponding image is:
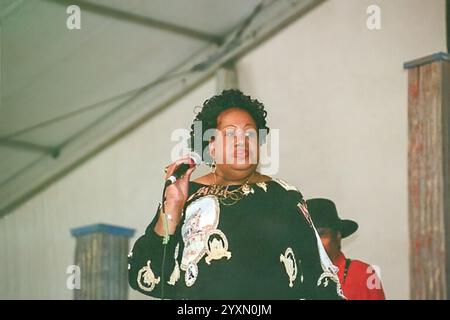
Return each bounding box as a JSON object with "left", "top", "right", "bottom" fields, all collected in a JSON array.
[{"left": 128, "top": 89, "right": 344, "bottom": 299}]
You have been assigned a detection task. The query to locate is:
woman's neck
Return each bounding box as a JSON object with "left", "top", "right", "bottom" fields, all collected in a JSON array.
[{"left": 214, "top": 169, "right": 256, "bottom": 186}]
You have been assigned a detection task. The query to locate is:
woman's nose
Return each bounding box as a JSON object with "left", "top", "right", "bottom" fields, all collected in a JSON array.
[{"left": 234, "top": 131, "right": 245, "bottom": 146}]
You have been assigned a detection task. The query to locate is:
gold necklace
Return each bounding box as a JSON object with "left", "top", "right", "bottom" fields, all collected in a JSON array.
[{"left": 212, "top": 172, "right": 255, "bottom": 206}]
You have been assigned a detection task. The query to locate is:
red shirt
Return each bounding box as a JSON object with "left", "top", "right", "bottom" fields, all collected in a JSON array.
[{"left": 333, "top": 252, "right": 386, "bottom": 300}]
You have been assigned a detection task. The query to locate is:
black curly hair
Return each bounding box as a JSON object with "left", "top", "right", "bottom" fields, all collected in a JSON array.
[{"left": 189, "top": 89, "right": 270, "bottom": 162}]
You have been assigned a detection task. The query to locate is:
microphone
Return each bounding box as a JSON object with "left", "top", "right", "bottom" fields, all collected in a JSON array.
[{"left": 165, "top": 152, "right": 202, "bottom": 186}]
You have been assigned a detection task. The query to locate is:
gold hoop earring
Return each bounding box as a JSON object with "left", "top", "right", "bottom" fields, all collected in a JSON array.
[{"left": 210, "top": 160, "right": 216, "bottom": 174}]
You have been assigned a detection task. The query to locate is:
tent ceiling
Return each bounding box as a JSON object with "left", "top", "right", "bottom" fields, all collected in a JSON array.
[{"left": 0, "top": 0, "right": 324, "bottom": 216}]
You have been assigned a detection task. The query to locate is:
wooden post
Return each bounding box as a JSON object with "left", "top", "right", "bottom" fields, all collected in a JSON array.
[
  {"left": 70, "top": 223, "right": 135, "bottom": 300},
  {"left": 404, "top": 52, "right": 450, "bottom": 299}
]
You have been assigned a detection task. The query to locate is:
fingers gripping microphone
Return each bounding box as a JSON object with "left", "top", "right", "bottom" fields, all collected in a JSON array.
[{"left": 165, "top": 152, "right": 202, "bottom": 186}]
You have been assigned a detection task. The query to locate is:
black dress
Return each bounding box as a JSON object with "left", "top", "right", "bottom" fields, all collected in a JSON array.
[{"left": 128, "top": 178, "right": 344, "bottom": 299}]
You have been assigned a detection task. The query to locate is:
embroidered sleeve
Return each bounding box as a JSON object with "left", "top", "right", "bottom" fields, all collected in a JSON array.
[
  {"left": 299, "top": 206, "right": 346, "bottom": 300},
  {"left": 128, "top": 205, "right": 181, "bottom": 298},
  {"left": 275, "top": 179, "right": 345, "bottom": 300}
]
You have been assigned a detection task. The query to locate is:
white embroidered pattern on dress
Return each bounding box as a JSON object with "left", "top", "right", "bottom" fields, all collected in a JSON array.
[
  {"left": 137, "top": 260, "right": 160, "bottom": 292},
  {"left": 180, "top": 195, "right": 232, "bottom": 287},
  {"left": 168, "top": 243, "right": 180, "bottom": 286},
  {"left": 280, "top": 247, "right": 298, "bottom": 288}
]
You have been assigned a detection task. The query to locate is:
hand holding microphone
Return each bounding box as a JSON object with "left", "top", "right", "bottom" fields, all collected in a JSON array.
[
  {"left": 165, "top": 152, "right": 202, "bottom": 186},
  {"left": 154, "top": 152, "right": 201, "bottom": 236}
]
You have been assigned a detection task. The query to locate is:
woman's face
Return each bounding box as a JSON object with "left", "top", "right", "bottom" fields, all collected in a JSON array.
[{"left": 210, "top": 107, "right": 259, "bottom": 171}]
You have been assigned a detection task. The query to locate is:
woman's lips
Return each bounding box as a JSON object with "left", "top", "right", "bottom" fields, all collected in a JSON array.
[{"left": 234, "top": 148, "right": 249, "bottom": 158}]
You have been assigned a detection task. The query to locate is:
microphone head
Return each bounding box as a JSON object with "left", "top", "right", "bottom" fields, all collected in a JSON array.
[{"left": 188, "top": 151, "right": 202, "bottom": 166}]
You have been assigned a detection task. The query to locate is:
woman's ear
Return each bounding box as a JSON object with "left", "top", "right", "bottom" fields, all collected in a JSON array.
[{"left": 208, "top": 136, "right": 215, "bottom": 159}]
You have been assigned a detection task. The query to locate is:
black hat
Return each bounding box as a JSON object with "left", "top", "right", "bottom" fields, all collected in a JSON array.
[{"left": 306, "top": 198, "right": 358, "bottom": 238}]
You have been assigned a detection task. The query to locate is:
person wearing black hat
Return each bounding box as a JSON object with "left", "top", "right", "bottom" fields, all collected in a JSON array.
[{"left": 307, "top": 198, "right": 386, "bottom": 300}]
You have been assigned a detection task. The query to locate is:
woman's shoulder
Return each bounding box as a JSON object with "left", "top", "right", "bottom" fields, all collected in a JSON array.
[{"left": 269, "top": 177, "right": 303, "bottom": 194}]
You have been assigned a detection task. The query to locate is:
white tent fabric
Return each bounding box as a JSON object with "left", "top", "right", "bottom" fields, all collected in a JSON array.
[{"left": 0, "top": 0, "right": 323, "bottom": 216}]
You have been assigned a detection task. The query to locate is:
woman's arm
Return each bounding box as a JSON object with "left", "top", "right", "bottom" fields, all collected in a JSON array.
[
  {"left": 296, "top": 198, "right": 345, "bottom": 300},
  {"left": 128, "top": 157, "right": 196, "bottom": 298},
  {"left": 128, "top": 204, "right": 182, "bottom": 299},
  {"left": 274, "top": 181, "right": 345, "bottom": 300}
]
